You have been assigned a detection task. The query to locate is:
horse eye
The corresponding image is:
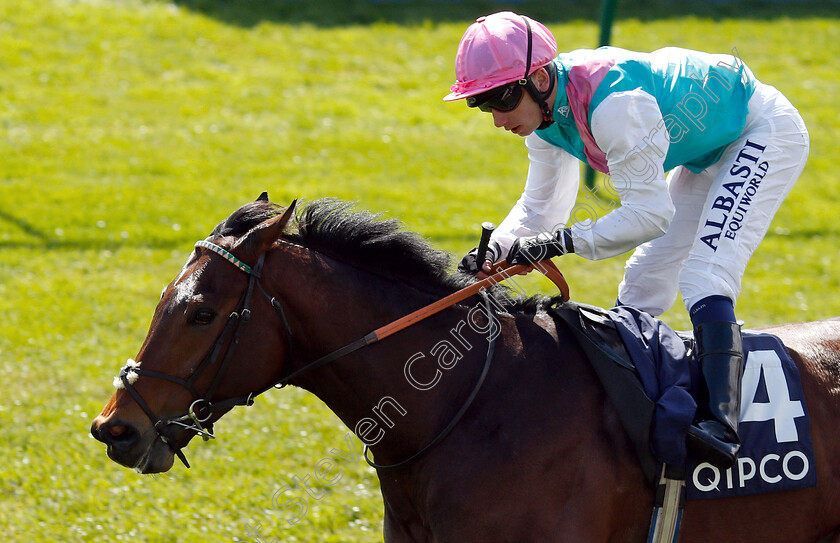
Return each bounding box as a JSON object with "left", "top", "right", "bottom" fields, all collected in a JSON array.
[
  {"left": 191, "top": 309, "right": 216, "bottom": 326},
  {"left": 160, "top": 286, "right": 167, "bottom": 300}
]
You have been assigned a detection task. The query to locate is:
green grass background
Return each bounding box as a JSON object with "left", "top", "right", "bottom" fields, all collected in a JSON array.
[{"left": 1, "top": 1, "right": 838, "bottom": 541}]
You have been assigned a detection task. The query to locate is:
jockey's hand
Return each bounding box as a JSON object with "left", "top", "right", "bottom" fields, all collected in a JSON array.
[
  {"left": 458, "top": 241, "right": 500, "bottom": 276},
  {"left": 507, "top": 228, "right": 575, "bottom": 266}
]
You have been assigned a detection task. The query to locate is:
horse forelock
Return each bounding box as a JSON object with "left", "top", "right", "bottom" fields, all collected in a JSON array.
[{"left": 211, "top": 198, "right": 554, "bottom": 315}]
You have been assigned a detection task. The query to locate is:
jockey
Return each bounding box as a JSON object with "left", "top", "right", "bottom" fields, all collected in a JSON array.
[{"left": 447, "top": 12, "right": 809, "bottom": 469}]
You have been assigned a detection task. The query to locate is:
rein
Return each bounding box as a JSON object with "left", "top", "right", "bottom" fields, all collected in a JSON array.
[
  {"left": 363, "top": 290, "right": 498, "bottom": 471},
  {"left": 276, "top": 258, "right": 568, "bottom": 384},
  {"left": 118, "top": 239, "right": 569, "bottom": 469}
]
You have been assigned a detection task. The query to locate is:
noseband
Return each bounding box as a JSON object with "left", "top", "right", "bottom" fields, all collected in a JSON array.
[{"left": 117, "top": 240, "right": 294, "bottom": 468}]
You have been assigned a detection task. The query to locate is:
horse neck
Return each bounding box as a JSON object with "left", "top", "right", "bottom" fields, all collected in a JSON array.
[{"left": 265, "top": 244, "right": 500, "bottom": 464}]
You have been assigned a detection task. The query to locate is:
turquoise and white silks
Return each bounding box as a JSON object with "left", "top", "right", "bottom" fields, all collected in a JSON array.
[{"left": 490, "top": 47, "right": 809, "bottom": 315}]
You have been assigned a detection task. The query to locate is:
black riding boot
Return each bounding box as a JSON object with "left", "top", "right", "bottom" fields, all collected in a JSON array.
[{"left": 686, "top": 321, "right": 743, "bottom": 469}]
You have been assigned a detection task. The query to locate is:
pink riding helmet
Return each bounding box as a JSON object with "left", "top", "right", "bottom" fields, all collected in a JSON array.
[{"left": 444, "top": 12, "right": 557, "bottom": 101}]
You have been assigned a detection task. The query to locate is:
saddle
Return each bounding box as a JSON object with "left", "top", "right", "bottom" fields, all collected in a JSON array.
[
  {"left": 551, "top": 301, "right": 817, "bottom": 497},
  {"left": 550, "top": 301, "right": 659, "bottom": 486},
  {"left": 551, "top": 301, "right": 817, "bottom": 542}
]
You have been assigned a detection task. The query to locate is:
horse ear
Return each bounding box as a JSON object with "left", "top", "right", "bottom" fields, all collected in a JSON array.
[
  {"left": 257, "top": 191, "right": 269, "bottom": 202},
  {"left": 275, "top": 199, "right": 297, "bottom": 231},
  {"left": 236, "top": 199, "right": 297, "bottom": 256}
]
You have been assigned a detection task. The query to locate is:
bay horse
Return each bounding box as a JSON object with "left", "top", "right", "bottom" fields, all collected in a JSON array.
[{"left": 91, "top": 195, "right": 840, "bottom": 542}]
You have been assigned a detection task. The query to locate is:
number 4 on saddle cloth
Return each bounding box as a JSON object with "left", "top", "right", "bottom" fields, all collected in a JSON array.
[{"left": 550, "top": 301, "right": 817, "bottom": 500}]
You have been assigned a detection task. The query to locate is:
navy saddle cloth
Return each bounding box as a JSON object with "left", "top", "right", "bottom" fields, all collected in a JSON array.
[{"left": 551, "top": 301, "right": 816, "bottom": 499}]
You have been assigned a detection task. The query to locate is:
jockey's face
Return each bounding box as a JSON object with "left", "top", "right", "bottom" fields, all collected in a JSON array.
[{"left": 490, "top": 92, "right": 542, "bottom": 137}]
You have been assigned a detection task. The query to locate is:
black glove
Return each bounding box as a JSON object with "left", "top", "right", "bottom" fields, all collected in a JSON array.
[
  {"left": 458, "top": 241, "right": 501, "bottom": 275},
  {"left": 507, "top": 228, "right": 574, "bottom": 266}
]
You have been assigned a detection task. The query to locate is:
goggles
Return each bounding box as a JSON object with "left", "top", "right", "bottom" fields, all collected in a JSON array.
[{"left": 466, "top": 81, "right": 526, "bottom": 113}]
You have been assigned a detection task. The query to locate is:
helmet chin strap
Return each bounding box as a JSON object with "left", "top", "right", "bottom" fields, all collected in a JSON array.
[
  {"left": 527, "top": 66, "right": 556, "bottom": 130},
  {"left": 519, "top": 15, "right": 556, "bottom": 130}
]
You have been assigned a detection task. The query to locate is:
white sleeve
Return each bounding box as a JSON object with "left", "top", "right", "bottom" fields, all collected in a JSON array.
[
  {"left": 491, "top": 132, "right": 580, "bottom": 259},
  {"left": 570, "top": 89, "right": 675, "bottom": 260}
]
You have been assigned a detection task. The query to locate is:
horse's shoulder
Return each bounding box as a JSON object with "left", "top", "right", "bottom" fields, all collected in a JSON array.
[
  {"left": 509, "top": 308, "right": 583, "bottom": 358},
  {"left": 531, "top": 310, "right": 561, "bottom": 342}
]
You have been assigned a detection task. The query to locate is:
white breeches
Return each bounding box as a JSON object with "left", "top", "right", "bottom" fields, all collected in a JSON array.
[{"left": 617, "top": 83, "right": 810, "bottom": 316}]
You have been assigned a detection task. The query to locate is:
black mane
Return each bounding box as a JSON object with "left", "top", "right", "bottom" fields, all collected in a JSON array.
[
  {"left": 211, "top": 198, "right": 558, "bottom": 314},
  {"left": 293, "top": 198, "right": 462, "bottom": 292}
]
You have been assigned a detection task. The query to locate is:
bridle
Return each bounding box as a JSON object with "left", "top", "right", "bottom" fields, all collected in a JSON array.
[
  {"left": 118, "top": 240, "right": 296, "bottom": 468},
  {"left": 117, "top": 236, "right": 569, "bottom": 470}
]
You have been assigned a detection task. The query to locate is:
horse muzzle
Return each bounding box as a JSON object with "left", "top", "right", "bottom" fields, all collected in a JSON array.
[{"left": 90, "top": 415, "right": 177, "bottom": 473}]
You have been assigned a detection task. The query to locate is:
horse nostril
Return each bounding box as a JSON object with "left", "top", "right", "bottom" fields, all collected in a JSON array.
[
  {"left": 92, "top": 419, "right": 139, "bottom": 448},
  {"left": 108, "top": 424, "right": 128, "bottom": 438}
]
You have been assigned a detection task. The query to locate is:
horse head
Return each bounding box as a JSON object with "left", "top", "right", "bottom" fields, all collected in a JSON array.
[{"left": 91, "top": 194, "right": 297, "bottom": 473}]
